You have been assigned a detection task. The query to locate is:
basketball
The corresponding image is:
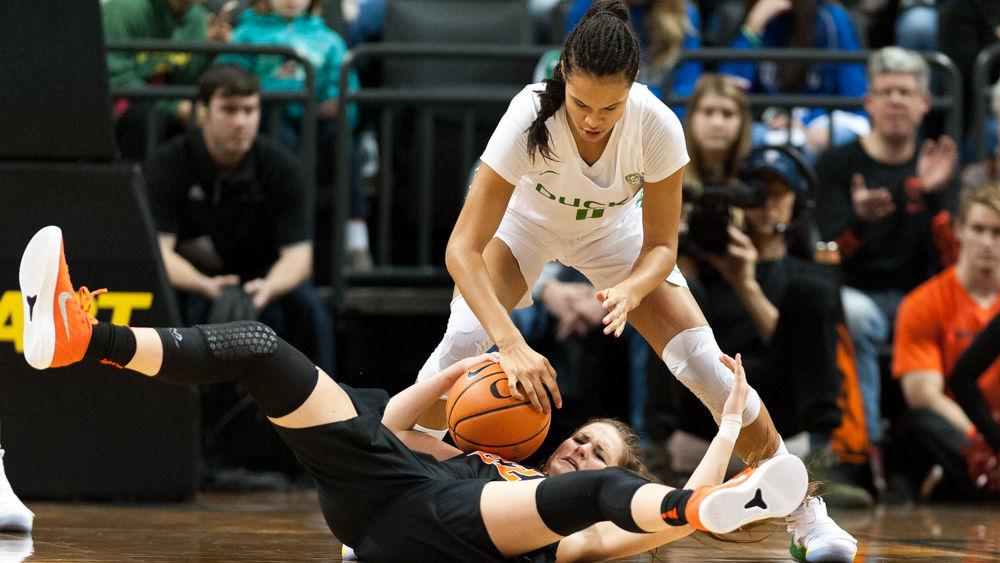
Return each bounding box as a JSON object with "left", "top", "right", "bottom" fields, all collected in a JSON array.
[{"left": 445, "top": 360, "right": 551, "bottom": 461}]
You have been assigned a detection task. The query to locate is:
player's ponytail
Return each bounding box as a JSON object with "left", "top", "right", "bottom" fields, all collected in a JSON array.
[{"left": 526, "top": 0, "right": 639, "bottom": 162}]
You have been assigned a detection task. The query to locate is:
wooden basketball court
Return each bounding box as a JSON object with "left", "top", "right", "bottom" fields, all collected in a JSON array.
[{"left": 6, "top": 491, "right": 998, "bottom": 561}]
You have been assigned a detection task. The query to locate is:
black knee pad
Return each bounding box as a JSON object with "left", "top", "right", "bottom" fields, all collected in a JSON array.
[
  {"left": 535, "top": 467, "right": 649, "bottom": 536},
  {"left": 197, "top": 321, "right": 278, "bottom": 361}
]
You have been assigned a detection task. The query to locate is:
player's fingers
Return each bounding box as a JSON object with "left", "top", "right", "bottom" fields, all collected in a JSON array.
[
  {"left": 543, "top": 359, "right": 562, "bottom": 408},
  {"left": 506, "top": 373, "right": 525, "bottom": 402},
  {"left": 523, "top": 376, "right": 549, "bottom": 413},
  {"left": 733, "top": 353, "right": 747, "bottom": 381},
  {"left": 719, "top": 353, "right": 737, "bottom": 372},
  {"left": 614, "top": 315, "right": 627, "bottom": 338}
]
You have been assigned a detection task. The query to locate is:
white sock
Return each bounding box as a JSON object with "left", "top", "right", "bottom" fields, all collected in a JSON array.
[{"left": 346, "top": 220, "right": 369, "bottom": 251}]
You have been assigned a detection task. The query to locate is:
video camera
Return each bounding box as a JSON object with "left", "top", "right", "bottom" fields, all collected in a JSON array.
[
  {"left": 682, "top": 145, "right": 817, "bottom": 256},
  {"left": 683, "top": 181, "right": 767, "bottom": 255}
]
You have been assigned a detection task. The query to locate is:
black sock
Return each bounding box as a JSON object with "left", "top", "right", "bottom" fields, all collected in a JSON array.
[
  {"left": 660, "top": 488, "right": 693, "bottom": 526},
  {"left": 85, "top": 322, "right": 137, "bottom": 366}
]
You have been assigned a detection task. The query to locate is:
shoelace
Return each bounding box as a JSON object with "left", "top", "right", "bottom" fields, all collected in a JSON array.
[{"left": 76, "top": 286, "right": 107, "bottom": 325}]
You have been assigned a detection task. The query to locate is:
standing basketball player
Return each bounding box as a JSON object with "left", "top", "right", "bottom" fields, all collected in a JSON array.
[
  {"left": 20, "top": 225, "right": 808, "bottom": 562},
  {"left": 413, "top": 1, "right": 857, "bottom": 560}
]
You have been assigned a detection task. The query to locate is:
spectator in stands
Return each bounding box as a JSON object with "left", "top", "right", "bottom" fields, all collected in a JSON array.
[
  {"left": 565, "top": 0, "right": 703, "bottom": 116},
  {"left": 342, "top": 0, "right": 386, "bottom": 47},
  {"left": 143, "top": 65, "right": 334, "bottom": 482},
  {"left": 681, "top": 73, "right": 752, "bottom": 190},
  {"left": 720, "top": 0, "right": 869, "bottom": 156},
  {"left": 895, "top": 0, "right": 944, "bottom": 51},
  {"left": 813, "top": 46, "right": 959, "bottom": 450},
  {"left": 222, "top": 0, "right": 372, "bottom": 269},
  {"left": 102, "top": 0, "right": 232, "bottom": 160},
  {"left": 677, "top": 73, "right": 752, "bottom": 280},
  {"left": 961, "top": 79, "right": 1000, "bottom": 190},
  {"left": 939, "top": 0, "right": 1000, "bottom": 139},
  {"left": 672, "top": 147, "right": 872, "bottom": 506},
  {"left": 891, "top": 182, "right": 1000, "bottom": 500}
]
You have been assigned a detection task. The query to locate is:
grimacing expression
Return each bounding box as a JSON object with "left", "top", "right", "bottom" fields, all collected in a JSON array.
[
  {"left": 956, "top": 203, "right": 1000, "bottom": 272},
  {"left": 564, "top": 71, "right": 631, "bottom": 147},
  {"left": 864, "top": 73, "right": 930, "bottom": 142},
  {"left": 545, "top": 422, "right": 627, "bottom": 475},
  {"left": 202, "top": 93, "right": 260, "bottom": 163},
  {"left": 691, "top": 93, "right": 742, "bottom": 154}
]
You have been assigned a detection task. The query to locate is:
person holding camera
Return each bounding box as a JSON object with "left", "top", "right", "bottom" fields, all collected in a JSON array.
[{"left": 675, "top": 148, "right": 872, "bottom": 505}]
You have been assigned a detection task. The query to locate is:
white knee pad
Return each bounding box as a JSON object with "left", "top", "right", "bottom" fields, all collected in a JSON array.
[
  {"left": 416, "top": 297, "right": 493, "bottom": 397},
  {"left": 662, "top": 326, "right": 761, "bottom": 427}
]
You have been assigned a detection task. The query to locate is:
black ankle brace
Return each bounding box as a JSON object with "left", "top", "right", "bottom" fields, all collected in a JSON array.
[
  {"left": 84, "top": 322, "right": 136, "bottom": 366},
  {"left": 660, "top": 488, "right": 693, "bottom": 526}
]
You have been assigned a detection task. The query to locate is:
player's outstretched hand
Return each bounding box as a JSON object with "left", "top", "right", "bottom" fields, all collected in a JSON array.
[
  {"left": 497, "top": 341, "right": 562, "bottom": 413},
  {"left": 596, "top": 285, "right": 641, "bottom": 338},
  {"left": 719, "top": 353, "right": 750, "bottom": 420}
]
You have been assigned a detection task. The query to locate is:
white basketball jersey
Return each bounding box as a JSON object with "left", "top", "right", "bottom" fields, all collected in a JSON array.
[{"left": 481, "top": 82, "right": 688, "bottom": 237}]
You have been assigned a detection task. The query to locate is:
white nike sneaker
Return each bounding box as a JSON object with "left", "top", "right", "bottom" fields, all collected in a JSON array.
[
  {"left": 787, "top": 497, "right": 858, "bottom": 562},
  {"left": 0, "top": 450, "right": 33, "bottom": 533},
  {"left": 341, "top": 544, "right": 358, "bottom": 560},
  {"left": 686, "top": 454, "right": 809, "bottom": 534}
]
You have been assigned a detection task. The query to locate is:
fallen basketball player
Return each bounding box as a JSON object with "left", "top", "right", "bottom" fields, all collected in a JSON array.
[{"left": 18, "top": 225, "right": 808, "bottom": 562}]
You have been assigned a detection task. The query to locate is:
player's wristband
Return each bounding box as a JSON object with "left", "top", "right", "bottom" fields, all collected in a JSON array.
[{"left": 717, "top": 414, "right": 742, "bottom": 442}]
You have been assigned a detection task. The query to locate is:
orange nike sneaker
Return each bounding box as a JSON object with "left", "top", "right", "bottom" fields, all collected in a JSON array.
[
  {"left": 684, "top": 454, "right": 808, "bottom": 534},
  {"left": 19, "top": 226, "right": 105, "bottom": 370}
]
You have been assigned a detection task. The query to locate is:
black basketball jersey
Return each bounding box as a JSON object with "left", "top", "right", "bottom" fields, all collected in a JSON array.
[{"left": 440, "top": 450, "right": 546, "bottom": 482}]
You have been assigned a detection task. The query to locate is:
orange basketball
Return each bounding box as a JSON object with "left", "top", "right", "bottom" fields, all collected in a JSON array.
[{"left": 445, "top": 360, "right": 551, "bottom": 461}]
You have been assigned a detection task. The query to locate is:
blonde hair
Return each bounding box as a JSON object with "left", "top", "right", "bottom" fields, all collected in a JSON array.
[
  {"left": 683, "top": 73, "right": 752, "bottom": 188},
  {"left": 646, "top": 0, "right": 690, "bottom": 71},
  {"left": 957, "top": 183, "right": 1000, "bottom": 223}
]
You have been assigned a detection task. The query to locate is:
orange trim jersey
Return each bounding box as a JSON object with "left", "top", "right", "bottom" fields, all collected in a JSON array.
[{"left": 893, "top": 267, "right": 1000, "bottom": 412}]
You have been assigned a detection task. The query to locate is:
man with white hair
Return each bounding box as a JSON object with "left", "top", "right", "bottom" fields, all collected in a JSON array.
[{"left": 813, "top": 46, "right": 960, "bottom": 452}]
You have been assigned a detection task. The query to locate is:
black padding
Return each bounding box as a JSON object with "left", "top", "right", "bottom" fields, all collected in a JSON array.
[
  {"left": 198, "top": 321, "right": 278, "bottom": 360},
  {"left": 535, "top": 467, "right": 649, "bottom": 536}
]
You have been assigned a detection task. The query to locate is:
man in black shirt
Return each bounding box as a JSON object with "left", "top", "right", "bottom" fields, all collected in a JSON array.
[
  {"left": 813, "top": 46, "right": 958, "bottom": 449},
  {"left": 143, "top": 65, "right": 334, "bottom": 478}
]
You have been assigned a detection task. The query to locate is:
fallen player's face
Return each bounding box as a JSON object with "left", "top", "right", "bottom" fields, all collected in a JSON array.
[{"left": 544, "top": 422, "right": 626, "bottom": 475}]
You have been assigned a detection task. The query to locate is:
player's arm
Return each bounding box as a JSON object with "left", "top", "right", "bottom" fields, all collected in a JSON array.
[
  {"left": 383, "top": 353, "right": 499, "bottom": 460},
  {"left": 446, "top": 164, "right": 561, "bottom": 413},
  {"left": 626, "top": 168, "right": 683, "bottom": 297},
  {"left": 446, "top": 164, "right": 520, "bottom": 352},
  {"left": 557, "top": 354, "right": 749, "bottom": 561},
  {"left": 596, "top": 167, "right": 684, "bottom": 337},
  {"left": 900, "top": 370, "right": 974, "bottom": 433}
]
